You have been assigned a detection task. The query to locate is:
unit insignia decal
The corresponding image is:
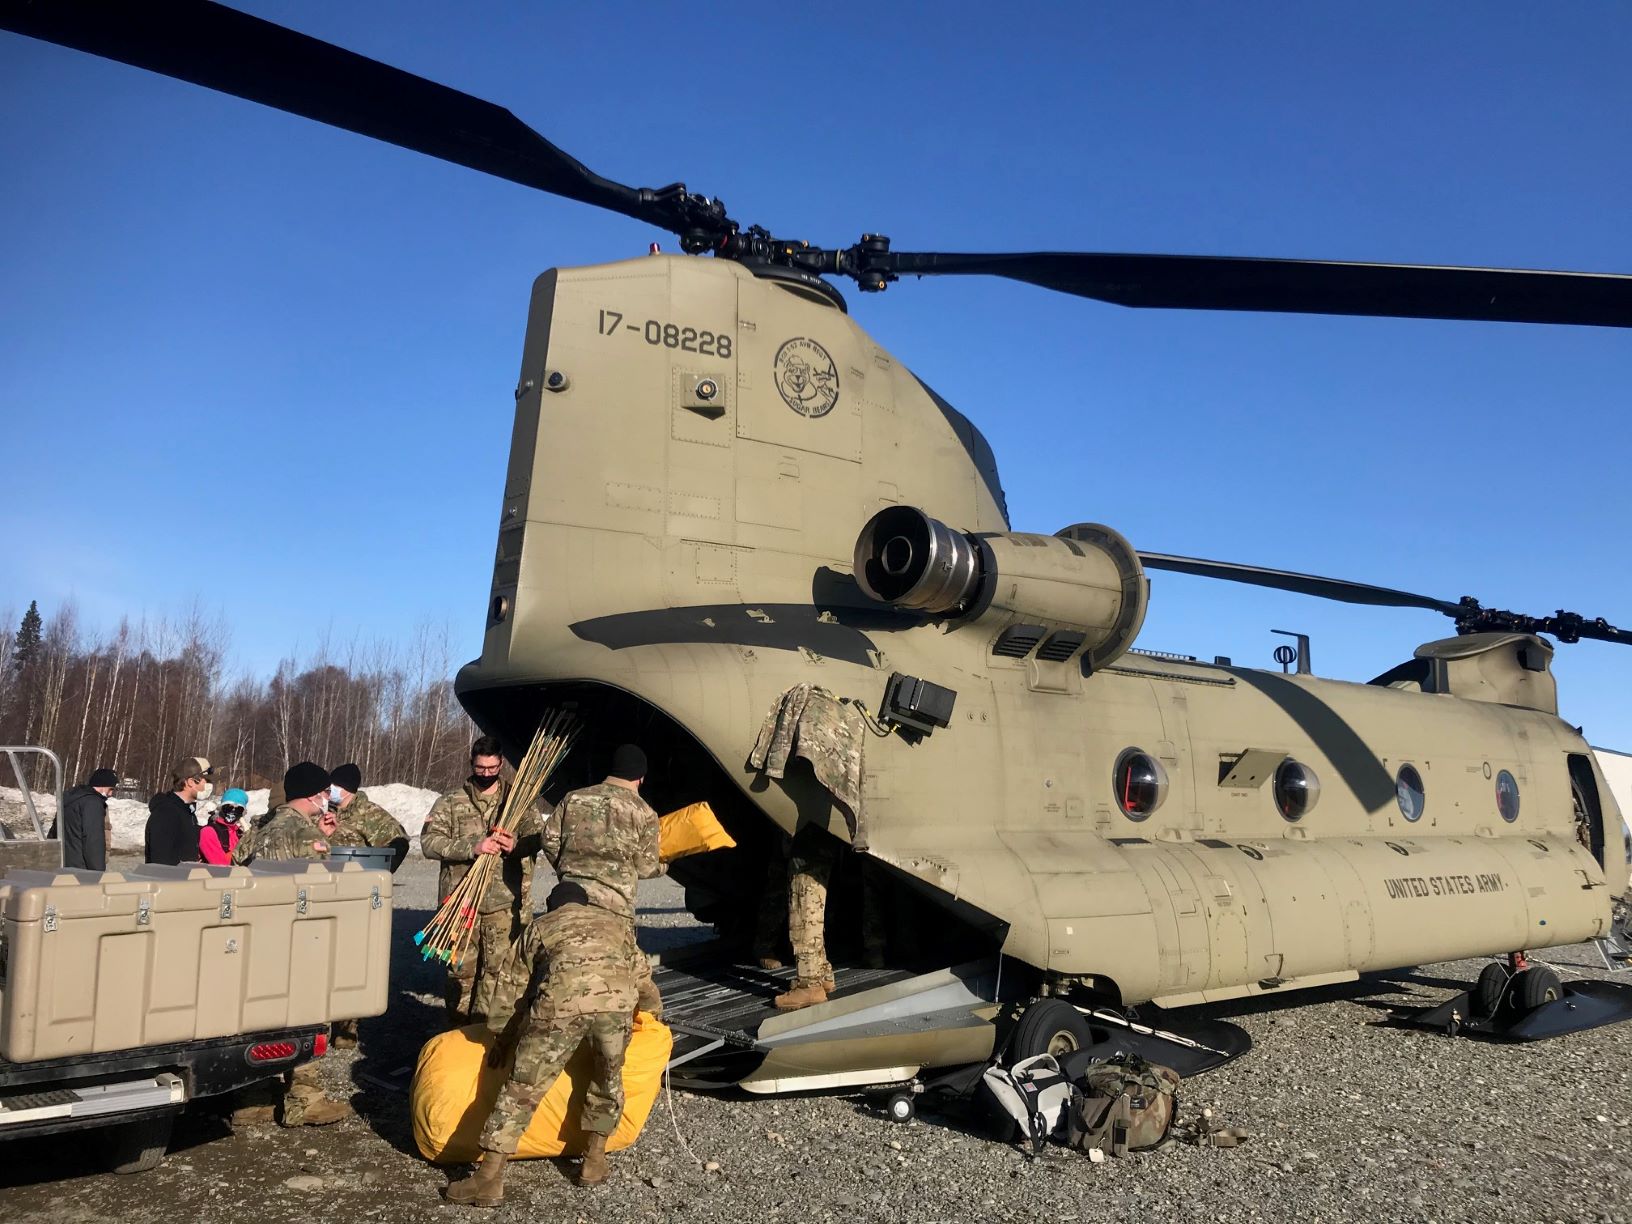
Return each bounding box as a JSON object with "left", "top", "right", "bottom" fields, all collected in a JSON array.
[{"left": 773, "top": 337, "right": 840, "bottom": 418}]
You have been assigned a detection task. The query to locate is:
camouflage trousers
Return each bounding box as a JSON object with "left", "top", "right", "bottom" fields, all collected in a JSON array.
[
  {"left": 480, "top": 1010, "right": 634, "bottom": 1155},
  {"left": 446, "top": 908, "right": 523, "bottom": 1026},
  {"left": 280, "top": 1060, "right": 324, "bottom": 1126},
  {"left": 758, "top": 831, "right": 887, "bottom": 983},
  {"left": 788, "top": 829, "right": 837, "bottom": 987}
]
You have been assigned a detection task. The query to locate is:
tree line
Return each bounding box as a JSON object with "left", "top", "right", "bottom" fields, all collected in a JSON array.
[{"left": 0, "top": 599, "right": 476, "bottom": 794}]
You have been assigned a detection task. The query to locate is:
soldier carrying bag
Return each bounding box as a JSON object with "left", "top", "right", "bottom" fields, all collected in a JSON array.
[{"left": 1064, "top": 1053, "right": 1180, "bottom": 1158}]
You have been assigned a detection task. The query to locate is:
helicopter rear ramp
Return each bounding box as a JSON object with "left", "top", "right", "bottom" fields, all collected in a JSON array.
[{"left": 655, "top": 950, "right": 1000, "bottom": 1091}]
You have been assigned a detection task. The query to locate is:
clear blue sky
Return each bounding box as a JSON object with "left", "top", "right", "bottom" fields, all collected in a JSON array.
[{"left": 3, "top": 3, "right": 1630, "bottom": 745}]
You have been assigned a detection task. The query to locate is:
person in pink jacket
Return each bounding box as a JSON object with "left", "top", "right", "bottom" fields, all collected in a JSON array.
[{"left": 200, "top": 787, "right": 249, "bottom": 864}]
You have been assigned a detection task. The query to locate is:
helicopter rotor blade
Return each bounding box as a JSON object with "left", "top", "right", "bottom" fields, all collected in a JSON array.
[
  {"left": 878, "top": 252, "right": 1632, "bottom": 328},
  {"left": 0, "top": 0, "right": 705, "bottom": 233},
  {"left": 1136, "top": 553, "right": 1465, "bottom": 615},
  {"left": 1138, "top": 553, "right": 1632, "bottom": 647}
]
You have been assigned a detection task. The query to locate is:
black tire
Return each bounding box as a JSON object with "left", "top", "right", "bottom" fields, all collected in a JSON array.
[
  {"left": 1472, "top": 962, "right": 1509, "bottom": 1017},
  {"left": 887, "top": 1092, "right": 915, "bottom": 1124},
  {"left": 1011, "top": 998, "right": 1094, "bottom": 1062},
  {"left": 1513, "top": 965, "right": 1563, "bottom": 1013},
  {"left": 107, "top": 1114, "right": 175, "bottom": 1175}
]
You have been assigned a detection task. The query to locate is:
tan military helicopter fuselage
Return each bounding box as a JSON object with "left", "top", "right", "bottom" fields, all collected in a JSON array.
[
  {"left": 10, "top": 0, "right": 1632, "bottom": 1088},
  {"left": 457, "top": 253, "right": 1627, "bottom": 1016}
]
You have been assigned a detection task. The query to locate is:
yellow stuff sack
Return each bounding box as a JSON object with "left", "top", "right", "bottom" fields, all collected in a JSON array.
[
  {"left": 659, "top": 801, "right": 736, "bottom": 861},
  {"left": 411, "top": 1010, "right": 673, "bottom": 1163}
]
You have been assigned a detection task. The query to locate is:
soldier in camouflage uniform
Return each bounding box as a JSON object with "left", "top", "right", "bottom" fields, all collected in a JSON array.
[
  {"left": 774, "top": 825, "right": 840, "bottom": 1010},
  {"left": 421, "top": 736, "right": 544, "bottom": 1025},
  {"left": 542, "top": 744, "right": 662, "bottom": 930},
  {"left": 230, "top": 761, "right": 353, "bottom": 1127},
  {"left": 749, "top": 685, "right": 879, "bottom": 1011},
  {"left": 328, "top": 762, "right": 409, "bottom": 863},
  {"left": 445, "top": 880, "right": 660, "bottom": 1207},
  {"left": 326, "top": 762, "right": 409, "bottom": 1047}
]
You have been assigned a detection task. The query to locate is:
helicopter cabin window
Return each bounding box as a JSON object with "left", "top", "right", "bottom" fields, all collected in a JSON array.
[
  {"left": 1273, "top": 759, "right": 1321, "bottom": 821},
  {"left": 1113, "top": 749, "right": 1167, "bottom": 821},
  {"left": 1395, "top": 764, "right": 1426, "bottom": 822},
  {"left": 1495, "top": 769, "right": 1520, "bottom": 822}
]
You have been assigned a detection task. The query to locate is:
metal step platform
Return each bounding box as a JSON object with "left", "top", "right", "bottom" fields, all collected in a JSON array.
[
  {"left": 654, "top": 947, "right": 1000, "bottom": 1091},
  {"left": 0, "top": 1073, "right": 183, "bottom": 1128}
]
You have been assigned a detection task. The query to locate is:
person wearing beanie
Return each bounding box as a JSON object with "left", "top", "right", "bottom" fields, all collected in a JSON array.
[
  {"left": 235, "top": 761, "right": 336, "bottom": 865},
  {"left": 542, "top": 742, "right": 662, "bottom": 928},
  {"left": 199, "top": 787, "right": 250, "bottom": 865},
  {"left": 227, "top": 761, "right": 352, "bottom": 1129},
  {"left": 51, "top": 766, "right": 119, "bottom": 871},
  {"left": 326, "top": 761, "right": 409, "bottom": 1049},
  {"left": 328, "top": 761, "right": 409, "bottom": 869},
  {"left": 421, "top": 736, "right": 547, "bottom": 1027}
]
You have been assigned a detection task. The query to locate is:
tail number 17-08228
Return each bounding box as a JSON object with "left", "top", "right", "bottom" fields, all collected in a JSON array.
[{"left": 597, "top": 309, "right": 733, "bottom": 358}]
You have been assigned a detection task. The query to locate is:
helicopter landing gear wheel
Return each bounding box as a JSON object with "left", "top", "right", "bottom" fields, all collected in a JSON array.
[
  {"left": 1512, "top": 965, "right": 1563, "bottom": 1012},
  {"left": 1473, "top": 962, "right": 1509, "bottom": 1018},
  {"left": 887, "top": 1092, "right": 915, "bottom": 1124},
  {"left": 1011, "top": 998, "right": 1094, "bottom": 1062}
]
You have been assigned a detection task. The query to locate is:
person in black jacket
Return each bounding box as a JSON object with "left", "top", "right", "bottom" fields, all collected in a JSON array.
[
  {"left": 51, "top": 767, "right": 119, "bottom": 871},
  {"left": 144, "top": 755, "right": 216, "bottom": 865}
]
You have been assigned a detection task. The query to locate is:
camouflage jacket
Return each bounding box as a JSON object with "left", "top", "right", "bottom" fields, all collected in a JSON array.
[
  {"left": 749, "top": 682, "right": 868, "bottom": 849},
  {"left": 235, "top": 803, "right": 329, "bottom": 863},
  {"left": 420, "top": 778, "right": 541, "bottom": 915},
  {"left": 486, "top": 903, "right": 656, "bottom": 1031},
  {"left": 331, "top": 789, "right": 407, "bottom": 848},
  {"left": 542, "top": 781, "right": 662, "bottom": 922}
]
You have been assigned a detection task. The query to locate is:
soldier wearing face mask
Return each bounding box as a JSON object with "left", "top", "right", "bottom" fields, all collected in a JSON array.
[
  {"left": 144, "top": 756, "right": 215, "bottom": 865},
  {"left": 421, "top": 735, "right": 545, "bottom": 1026},
  {"left": 227, "top": 762, "right": 353, "bottom": 1127}
]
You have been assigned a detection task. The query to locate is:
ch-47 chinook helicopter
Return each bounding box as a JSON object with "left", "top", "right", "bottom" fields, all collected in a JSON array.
[{"left": 10, "top": 0, "right": 1632, "bottom": 1098}]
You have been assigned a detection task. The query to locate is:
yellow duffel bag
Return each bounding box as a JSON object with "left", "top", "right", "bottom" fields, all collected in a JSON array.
[
  {"left": 659, "top": 800, "right": 736, "bottom": 861},
  {"left": 411, "top": 1010, "right": 673, "bottom": 1163}
]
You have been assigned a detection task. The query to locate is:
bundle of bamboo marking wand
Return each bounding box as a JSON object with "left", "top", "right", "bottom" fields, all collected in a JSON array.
[{"left": 414, "top": 710, "right": 578, "bottom": 967}]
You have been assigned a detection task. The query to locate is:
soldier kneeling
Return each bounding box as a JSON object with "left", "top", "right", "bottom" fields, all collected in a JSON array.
[{"left": 444, "top": 881, "right": 660, "bottom": 1208}]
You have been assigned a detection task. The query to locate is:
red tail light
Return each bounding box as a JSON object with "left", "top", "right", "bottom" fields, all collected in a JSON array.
[
  {"left": 313, "top": 1032, "right": 328, "bottom": 1057},
  {"left": 247, "top": 1041, "right": 297, "bottom": 1063}
]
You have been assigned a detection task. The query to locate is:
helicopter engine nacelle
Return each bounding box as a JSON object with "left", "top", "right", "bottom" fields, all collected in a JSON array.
[{"left": 853, "top": 507, "right": 1149, "bottom": 670}]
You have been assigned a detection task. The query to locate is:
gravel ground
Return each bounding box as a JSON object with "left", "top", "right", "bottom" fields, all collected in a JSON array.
[{"left": 2, "top": 854, "right": 1630, "bottom": 1223}]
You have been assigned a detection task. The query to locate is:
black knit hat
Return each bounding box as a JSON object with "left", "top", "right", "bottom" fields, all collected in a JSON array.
[
  {"left": 331, "top": 763, "right": 362, "bottom": 793},
  {"left": 282, "top": 761, "right": 331, "bottom": 802},
  {"left": 546, "top": 881, "right": 590, "bottom": 912},
  {"left": 609, "top": 744, "right": 647, "bottom": 781},
  {"left": 87, "top": 767, "right": 119, "bottom": 789}
]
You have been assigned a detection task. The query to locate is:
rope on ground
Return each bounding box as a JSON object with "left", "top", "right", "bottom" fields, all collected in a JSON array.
[{"left": 663, "top": 1061, "right": 707, "bottom": 1168}]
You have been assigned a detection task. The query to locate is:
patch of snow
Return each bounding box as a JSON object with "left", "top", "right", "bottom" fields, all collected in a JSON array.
[{"left": 358, "top": 783, "right": 441, "bottom": 838}]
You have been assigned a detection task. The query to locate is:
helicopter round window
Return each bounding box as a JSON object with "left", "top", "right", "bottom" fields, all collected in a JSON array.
[
  {"left": 1113, "top": 749, "right": 1167, "bottom": 821},
  {"left": 1495, "top": 770, "right": 1520, "bottom": 822},
  {"left": 1395, "top": 764, "right": 1426, "bottom": 823},
  {"left": 1273, "top": 759, "right": 1321, "bottom": 821}
]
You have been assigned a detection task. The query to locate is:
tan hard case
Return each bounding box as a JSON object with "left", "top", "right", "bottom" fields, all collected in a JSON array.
[{"left": 0, "top": 861, "right": 391, "bottom": 1063}]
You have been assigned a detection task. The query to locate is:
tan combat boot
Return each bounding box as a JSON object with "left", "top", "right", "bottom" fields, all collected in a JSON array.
[
  {"left": 229, "top": 1103, "right": 276, "bottom": 1127},
  {"left": 577, "top": 1132, "right": 610, "bottom": 1186},
  {"left": 289, "top": 1096, "right": 353, "bottom": 1127},
  {"left": 445, "top": 1153, "right": 509, "bottom": 1208},
  {"left": 773, "top": 980, "right": 828, "bottom": 1011}
]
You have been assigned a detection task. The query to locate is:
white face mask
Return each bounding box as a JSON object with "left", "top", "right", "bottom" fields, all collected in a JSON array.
[
  {"left": 196, "top": 782, "right": 214, "bottom": 800},
  {"left": 329, "top": 785, "right": 344, "bottom": 805}
]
